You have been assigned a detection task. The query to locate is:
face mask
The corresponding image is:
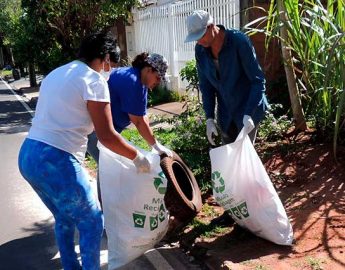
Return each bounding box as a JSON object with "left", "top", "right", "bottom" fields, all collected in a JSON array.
[{"left": 100, "top": 61, "right": 111, "bottom": 80}]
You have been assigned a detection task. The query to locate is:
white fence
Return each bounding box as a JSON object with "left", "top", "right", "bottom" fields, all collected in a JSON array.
[{"left": 126, "top": 0, "right": 240, "bottom": 90}]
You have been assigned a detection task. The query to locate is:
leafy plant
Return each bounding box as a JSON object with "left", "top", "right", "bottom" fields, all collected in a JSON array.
[
  {"left": 179, "top": 59, "right": 201, "bottom": 101},
  {"left": 147, "top": 85, "right": 181, "bottom": 107},
  {"left": 258, "top": 104, "right": 293, "bottom": 141},
  {"left": 245, "top": 0, "right": 345, "bottom": 157}
]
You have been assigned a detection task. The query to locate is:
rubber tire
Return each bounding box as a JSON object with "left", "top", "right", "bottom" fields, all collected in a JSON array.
[{"left": 160, "top": 151, "right": 202, "bottom": 222}]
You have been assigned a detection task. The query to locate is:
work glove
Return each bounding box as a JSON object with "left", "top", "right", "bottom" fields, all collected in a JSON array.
[
  {"left": 243, "top": 115, "right": 255, "bottom": 133},
  {"left": 132, "top": 151, "right": 151, "bottom": 173},
  {"left": 206, "top": 118, "right": 218, "bottom": 146},
  {"left": 151, "top": 141, "right": 173, "bottom": 157}
]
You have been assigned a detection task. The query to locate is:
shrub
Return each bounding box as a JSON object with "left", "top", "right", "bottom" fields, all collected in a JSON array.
[{"left": 147, "top": 84, "right": 181, "bottom": 107}]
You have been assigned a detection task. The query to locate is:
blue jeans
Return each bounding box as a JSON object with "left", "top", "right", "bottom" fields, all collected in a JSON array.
[{"left": 18, "top": 139, "right": 104, "bottom": 270}]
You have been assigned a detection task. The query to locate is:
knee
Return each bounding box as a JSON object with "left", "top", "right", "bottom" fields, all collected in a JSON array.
[{"left": 86, "top": 208, "right": 104, "bottom": 235}]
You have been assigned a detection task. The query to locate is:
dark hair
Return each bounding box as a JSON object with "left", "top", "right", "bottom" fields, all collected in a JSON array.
[
  {"left": 78, "top": 32, "right": 120, "bottom": 63},
  {"left": 132, "top": 52, "right": 153, "bottom": 70}
]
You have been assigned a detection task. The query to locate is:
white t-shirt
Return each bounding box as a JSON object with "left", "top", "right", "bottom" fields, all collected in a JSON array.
[{"left": 28, "top": 60, "right": 110, "bottom": 162}]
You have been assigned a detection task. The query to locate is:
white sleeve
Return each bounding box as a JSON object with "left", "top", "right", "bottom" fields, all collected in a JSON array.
[{"left": 83, "top": 78, "right": 110, "bottom": 102}]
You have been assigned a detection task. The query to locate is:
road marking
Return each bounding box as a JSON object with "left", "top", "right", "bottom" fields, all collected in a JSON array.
[
  {"left": 0, "top": 78, "right": 35, "bottom": 117},
  {"left": 144, "top": 248, "right": 175, "bottom": 270}
]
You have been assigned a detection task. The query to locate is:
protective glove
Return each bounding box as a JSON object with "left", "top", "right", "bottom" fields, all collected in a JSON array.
[
  {"left": 206, "top": 118, "right": 218, "bottom": 146},
  {"left": 132, "top": 151, "right": 151, "bottom": 173},
  {"left": 243, "top": 115, "right": 255, "bottom": 133},
  {"left": 151, "top": 141, "right": 173, "bottom": 157}
]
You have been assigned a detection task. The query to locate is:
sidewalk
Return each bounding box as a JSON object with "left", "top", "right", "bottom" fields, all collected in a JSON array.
[{"left": 7, "top": 76, "right": 42, "bottom": 104}]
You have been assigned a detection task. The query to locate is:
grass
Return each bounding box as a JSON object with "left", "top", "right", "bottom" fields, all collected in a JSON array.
[
  {"left": 190, "top": 218, "right": 230, "bottom": 238},
  {"left": 84, "top": 154, "right": 97, "bottom": 171},
  {"left": 201, "top": 203, "right": 218, "bottom": 218},
  {"left": 147, "top": 85, "right": 181, "bottom": 107},
  {"left": 306, "top": 256, "right": 325, "bottom": 270}
]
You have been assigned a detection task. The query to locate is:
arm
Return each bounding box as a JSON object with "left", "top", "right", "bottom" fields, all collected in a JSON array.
[
  {"left": 237, "top": 33, "right": 266, "bottom": 116},
  {"left": 129, "top": 114, "right": 156, "bottom": 146},
  {"left": 195, "top": 47, "right": 217, "bottom": 119},
  {"left": 87, "top": 100, "right": 137, "bottom": 160}
]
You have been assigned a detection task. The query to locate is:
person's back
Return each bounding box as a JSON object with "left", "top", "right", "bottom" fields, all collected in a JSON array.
[
  {"left": 29, "top": 60, "right": 108, "bottom": 161},
  {"left": 108, "top": 66, "right": 147, "bottom": 133}
]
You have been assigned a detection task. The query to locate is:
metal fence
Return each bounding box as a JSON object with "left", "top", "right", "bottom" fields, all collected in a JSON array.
[{"left": 127, "top": 0, "right": 240, "bottom": 90}]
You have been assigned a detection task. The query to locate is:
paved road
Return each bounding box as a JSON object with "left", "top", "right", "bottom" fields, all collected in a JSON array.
[{"left": 0, "top": 78, "right": 204, "bottom": 270}]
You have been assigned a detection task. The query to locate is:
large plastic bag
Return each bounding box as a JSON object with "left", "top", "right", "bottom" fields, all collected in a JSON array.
[
  {"left": 209, "top": 129, "right": 293, "bottom": 245},
  {"left": 98, "top": 143, "right": 169, "bottom": 269}
]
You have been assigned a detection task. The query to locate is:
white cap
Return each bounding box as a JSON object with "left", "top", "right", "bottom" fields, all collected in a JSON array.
[{"left": 184, "top": 10, "right": 213, "bottom": 43}]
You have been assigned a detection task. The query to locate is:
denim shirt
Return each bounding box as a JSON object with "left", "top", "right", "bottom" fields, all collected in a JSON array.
[{"left": 196, "top": 26, "right": 268, "bottom": 133}]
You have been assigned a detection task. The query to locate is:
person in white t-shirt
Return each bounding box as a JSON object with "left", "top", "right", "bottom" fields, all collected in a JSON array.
[{"left": 18, "top": 32, "right": 150, "bottom": 270}]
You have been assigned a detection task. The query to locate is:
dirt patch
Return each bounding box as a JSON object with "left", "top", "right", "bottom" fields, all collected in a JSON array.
[{"left": 175, "top": 134, "right": 345, "bottom": 270}]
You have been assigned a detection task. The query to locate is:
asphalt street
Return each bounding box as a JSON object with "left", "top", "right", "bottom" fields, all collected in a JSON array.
[{"left": 0, "top": 78, "right": 203, "bottom": 270}]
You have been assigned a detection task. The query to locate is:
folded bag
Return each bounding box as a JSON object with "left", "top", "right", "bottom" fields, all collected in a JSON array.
[
  {"left": 209, "top": 128, "right": 293, "bottom": 245},
  {"left": 98, "top": 143, "right": 169, "bottom": 269}
]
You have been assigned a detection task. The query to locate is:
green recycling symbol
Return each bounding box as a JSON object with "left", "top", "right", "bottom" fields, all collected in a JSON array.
[
  {"left": 133, "top": 213, "right": 146, "bottom": 228},
  {"left": 238, "top": 202, "right": 249, "bottom": 218},
  {"left": 228, "top": 201, "right": 249, "bottom": 220},
  {"left": 154, "top": 171, "right": 167, "bottom": 194},
  {"left": 211, "top": 171, "right": 225, "bottom": 193},
  {"left": 159, "top": 204, "right": 166, "bottom": 222},
  {"left": 150, "top": 215, "right": 158, "bottom": 231}
]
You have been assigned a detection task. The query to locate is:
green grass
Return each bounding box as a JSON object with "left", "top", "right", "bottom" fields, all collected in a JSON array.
[
  {"left": 306, "top": 256, "right": 325, "bottom": 270},
  {"left": 85, "top": 154, "right": 97, "bottom": 170},
  {"left": 121, "top": 128, "right": 150, "bottom": 150},
  {"left": 190, "top": 219, "right": 230, "bottom": 238},
  {"left": 201, "top": 203, "right": 218, "bottom": 218},
  {"left": 147, "top": 85, "right": 181, "bottom": 107}
]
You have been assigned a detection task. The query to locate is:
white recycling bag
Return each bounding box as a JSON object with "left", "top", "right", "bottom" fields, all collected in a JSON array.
[
  {"left": 98, "top": 143, "right": 169, "bottom": 269},
  {"left": 209, "top": 128, "right": 293, "bottom": 245}
]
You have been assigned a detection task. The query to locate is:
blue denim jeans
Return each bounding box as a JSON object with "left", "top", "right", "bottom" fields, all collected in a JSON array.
[{"left": 18, "top": 138, "right": 104, "bottom": 270}]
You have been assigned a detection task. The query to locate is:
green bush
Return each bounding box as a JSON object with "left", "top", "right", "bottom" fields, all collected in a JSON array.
[
  {"left": 123, "top": 97, "right": 213, "bottom": 193},
  {"left": 147, "top": 84, "right": 181, "bottom": 107},
  {"left": 258, "top": 104, "right": 293, "bottom": 141}
]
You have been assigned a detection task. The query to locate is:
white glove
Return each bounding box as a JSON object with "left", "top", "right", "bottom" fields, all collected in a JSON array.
[
  {"left": 152, "top": 141, "right": 173, "bottom": 157},
  {"left": 132, "top": 151, "right": 151, "bottom": 173},
  {"left": 206, "top": 118, "right": 218, "bottom": 146},
  {"left": 243, "top": 115, "right": 255, "bottom": 133}
]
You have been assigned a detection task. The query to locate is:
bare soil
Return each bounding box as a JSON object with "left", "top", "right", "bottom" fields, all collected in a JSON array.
[{"left": 176, "top": 133, "right": 345, "bottom": 270}]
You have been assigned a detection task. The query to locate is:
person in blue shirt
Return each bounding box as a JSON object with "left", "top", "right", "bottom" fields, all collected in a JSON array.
[
  {"left": 87, "top": 53, "right": 173, "bottom": 204},
  {"left": 185, "top": 10, "right": 268, "bottom": 145},
  {"left": 87, "top": 52, "right": 173, "bottom": 163}
]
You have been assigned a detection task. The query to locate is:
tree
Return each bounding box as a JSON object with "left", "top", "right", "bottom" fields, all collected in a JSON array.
[
  {"left": 22, "top": 0, "right": 140, "bottom": 60},
  {"left": 277, "top": 0, "right": 307, "bottom": 131},
  {"left": 1, "top": 0, "right": 140, "bottom": 86}
]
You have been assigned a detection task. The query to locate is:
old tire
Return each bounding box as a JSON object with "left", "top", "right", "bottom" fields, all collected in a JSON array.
[{"left": 160, "top": 151, "right": 202, "bottom": 223}]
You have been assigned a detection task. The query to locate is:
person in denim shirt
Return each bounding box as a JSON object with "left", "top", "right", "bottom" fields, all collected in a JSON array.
[{"left": 185, "top": 10, "right": 268, "bottom": 145}]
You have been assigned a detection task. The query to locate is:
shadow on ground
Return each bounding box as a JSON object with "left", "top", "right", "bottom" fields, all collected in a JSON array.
[{"left": 0, "top": 218, "right": 62, "bottom": 270}]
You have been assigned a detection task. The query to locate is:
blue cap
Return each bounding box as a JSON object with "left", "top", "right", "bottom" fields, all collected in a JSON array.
[{"left": 185, "top": 10, "right": 214, "bottom": 43}]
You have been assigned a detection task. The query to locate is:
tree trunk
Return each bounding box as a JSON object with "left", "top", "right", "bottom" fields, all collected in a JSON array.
[
  {"left": 28, "top": 61, "right": 37, "bottom": 87},
  {"left": 277, "top": 0, "right": 307, "bottom": 131}
]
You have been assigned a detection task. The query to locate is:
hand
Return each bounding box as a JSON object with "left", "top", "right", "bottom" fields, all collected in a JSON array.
[
  {"left": 152, "top": 141, "right": 173, "bottom": 157},
  {"left": 132, "top": 151, "right": 151, "bottom": 173},
  {"left": 243, "top": 115, "right": 255, "bottom": 133},
  {"left": 206, "top": 118, "right": 218, "bottom": 146}
]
